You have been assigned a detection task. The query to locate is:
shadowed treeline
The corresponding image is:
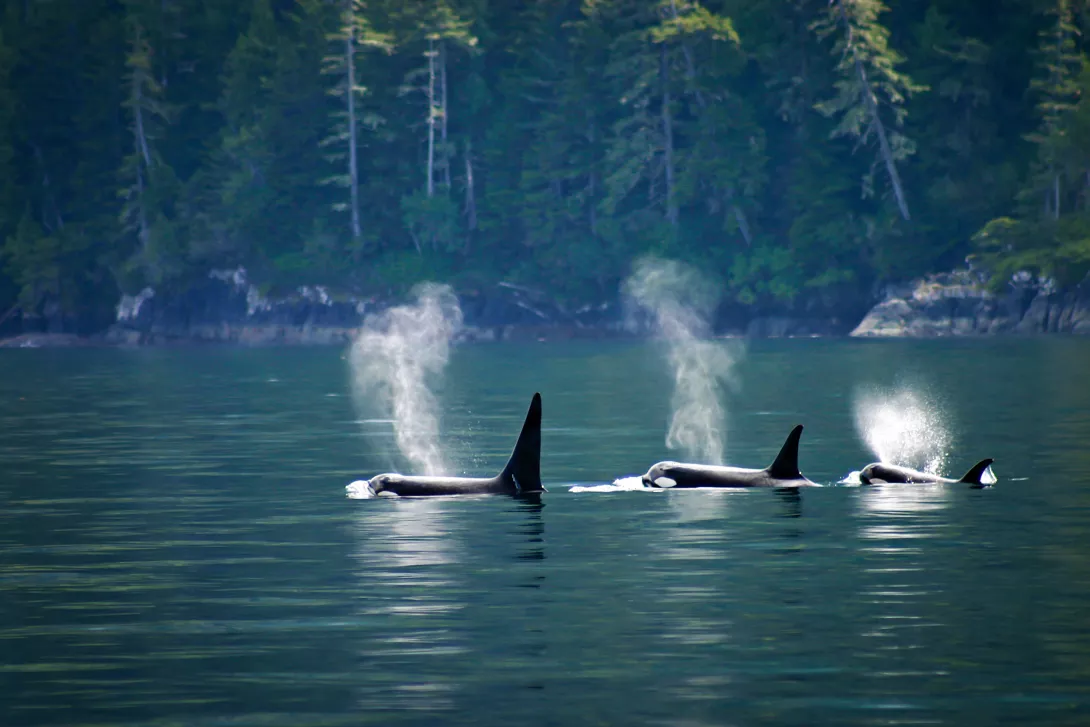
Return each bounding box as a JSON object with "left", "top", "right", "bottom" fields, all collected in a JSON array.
[{"left": 1, "top": 0, "right": 1088, "bottom": 333}]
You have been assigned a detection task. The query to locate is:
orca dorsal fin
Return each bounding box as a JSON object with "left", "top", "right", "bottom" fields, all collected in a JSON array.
[
  {"left": 766, "top": 425, "right": 804, "bottom": 480},
  {"left": 499, "top": 393, "right": 542, "bottom": 493},
  {"left": 958, "top": 458, "right": 995, "bottom": 487}
]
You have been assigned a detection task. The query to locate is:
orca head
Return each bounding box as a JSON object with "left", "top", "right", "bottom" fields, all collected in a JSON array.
[
  {"left": 858, "top": 463, "right": 887, "bottom": 485},
  {"left": 367, "top": 473, "right": 398, "bottom": 495},
  {"left": 642, "top": 461, "right": 680, "bottom": 489}
]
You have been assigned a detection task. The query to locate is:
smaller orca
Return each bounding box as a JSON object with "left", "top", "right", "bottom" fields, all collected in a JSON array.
[
  {"left": 858, "top": 458, "right": 995, "bottom": 488},
  {"left": 349, "top": 393, "right": 543, "bottom": 498},
  {"left": 641, "top": 425, "right": 819, "bottom": 489}
]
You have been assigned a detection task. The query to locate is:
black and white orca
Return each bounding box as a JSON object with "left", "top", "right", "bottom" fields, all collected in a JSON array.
[
  {"left": 349, "top": 393, "right": 543, "bottom": 498},
  {"left": 641, "top": 425, "right": 819, "bottom": 489},
  {"left": 858, "top": 458, "right": 995, "bottom": 488}
]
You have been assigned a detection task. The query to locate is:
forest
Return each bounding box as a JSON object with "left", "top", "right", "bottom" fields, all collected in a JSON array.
[{"left": 2, "top": 0, "right": 1090, "bottom": 332}]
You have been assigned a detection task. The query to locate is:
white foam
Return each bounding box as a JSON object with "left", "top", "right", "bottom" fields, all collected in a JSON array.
[
  {"left": 980, "top": 465, "right": 998, "bottom": 486},
  {"left": 345, "top": 480, "right": 376, "bottom": 499},
  {"left": 839, "top": 470, "right": 864, "bottom": 485},
  {"left": 569, "top": 476, "right": 658, "bottom": 493}
]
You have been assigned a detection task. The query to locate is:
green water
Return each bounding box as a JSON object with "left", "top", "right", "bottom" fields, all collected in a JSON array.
[{"left": 2, "top": 339, "right": 1090, "bottom": 726}]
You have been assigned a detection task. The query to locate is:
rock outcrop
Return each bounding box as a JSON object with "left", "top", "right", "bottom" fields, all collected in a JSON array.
[
  {"left": 103, "top": 268, "right": 625, "bottom": 346},
  {"left": 851, "top": 270, "right": 1090, "bottom": 337},
  {"left": 9, "top": 265, "right": 1087, "bottom": 347},
  {"left": 0, "top": 333, "right": 96, "bottom": 348}
]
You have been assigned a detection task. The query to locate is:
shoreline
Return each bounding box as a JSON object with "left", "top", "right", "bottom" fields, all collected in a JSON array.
[
  {"left": 4, "top": 268, "right": 1089, "bottom": 349},
  {"left": 4, "top": 326, "right": 1087, "bottom": 350}
]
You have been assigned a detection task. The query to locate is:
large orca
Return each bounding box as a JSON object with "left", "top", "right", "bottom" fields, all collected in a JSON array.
[
  {"left": 641, "top": 425, "right": 819, "bottom": 489},
  {"left": 349, "top": 393, "right": 543, "bottom": 498},
  {"left": 858, "top": 458, "right": 995, "bottom": 488}
]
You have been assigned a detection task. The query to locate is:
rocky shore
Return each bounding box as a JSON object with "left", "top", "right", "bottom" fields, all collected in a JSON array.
[
  {"left": 849, "top": 270, "right": 1090, "bottom": 337},
  {"left": 3, "top": 266, "right": 1089, "bottom": 348},
  {"left": 99, "top": 268, "right": 627, "bottom": 346}
]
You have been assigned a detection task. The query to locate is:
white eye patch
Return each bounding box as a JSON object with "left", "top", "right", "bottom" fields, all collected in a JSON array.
[{"left": 653, "top": 476, "right": 677, "bottom": 489}]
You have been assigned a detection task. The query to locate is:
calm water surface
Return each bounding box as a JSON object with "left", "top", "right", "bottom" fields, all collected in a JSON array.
[{"left": 2, "top": 339, "right": 1090, "bottom": 726}]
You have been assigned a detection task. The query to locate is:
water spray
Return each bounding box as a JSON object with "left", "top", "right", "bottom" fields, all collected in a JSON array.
[
  {"left": 852, "top": 384, "right": 950, "bottom": 475},
  {"left": 348, "top": 283, "right": 462, "bottom": 476},
  {"left": 623, "top": 256, "right": 742, "bottom": 465}
]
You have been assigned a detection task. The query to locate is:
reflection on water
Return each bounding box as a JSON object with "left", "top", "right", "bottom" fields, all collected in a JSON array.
[
  {"left": 3, "top": 340, "right": 1090, "bottom": 726},
  {"left": 351, "top": 499, "right": 465, "bottom": 712},
  {"left": 858, "top": 482, "right": 952, "bottom": 518},
  {"left": 663, "top": 488, "right": 740, "bottom": 526},
  {"left": 347, "top": 496, "right": 549, "bottom": 716}
]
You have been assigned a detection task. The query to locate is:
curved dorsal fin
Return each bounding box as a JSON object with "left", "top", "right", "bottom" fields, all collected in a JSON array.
[
  {"left": 500, "top": 393, "right": 542, "bottom": 492},
  {"left": 958, "top": 458, "right": 995, "bottom": 487},
  {"left": 766, "top": 425, "right": 804, "bottom": 480}
]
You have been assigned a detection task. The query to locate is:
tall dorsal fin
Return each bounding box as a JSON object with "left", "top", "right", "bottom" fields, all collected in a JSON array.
[
  {"left": 958, "top": 458, "right": 995, "bottom": 487},
  {"left": 499, "top": 393, "right": 542, "bottom": 493},
  {"left": 766, "top": 425, "right": 804, "bottom": 480}
]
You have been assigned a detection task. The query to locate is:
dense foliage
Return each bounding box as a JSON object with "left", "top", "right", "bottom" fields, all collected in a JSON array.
[{"left": 0, "top": 0, "right": 1087, "bottom": 330}]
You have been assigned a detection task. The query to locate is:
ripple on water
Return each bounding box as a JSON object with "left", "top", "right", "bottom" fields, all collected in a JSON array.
[{"left": 2, "top": 342, "right": 1090, "bottom": 727}]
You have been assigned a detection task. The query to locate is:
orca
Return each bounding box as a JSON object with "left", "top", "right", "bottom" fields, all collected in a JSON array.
[
  {"left": 858, "top": 458, "right": 995, "bottom": 488},
  {"left": 349, "top": 393, "right": 543, "bottom": 498},
  {"left": 641, "top": 425, "right": 819, "bottom": 489}
]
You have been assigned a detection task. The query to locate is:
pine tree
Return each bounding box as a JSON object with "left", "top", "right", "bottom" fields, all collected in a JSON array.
[
  {"left": 1024, "top": 0, "right": 1082, "bottom": 220},
  {"left": 487, "top": 0, "right": 612, "bottom": 288},
  {"left": 0, "top": 27, "right": 17, "bottom": 238},
  {"left": 595, "top": 0, "right": 676, "bottom": 230},
  {"left": 212, "top": 0, "right": 339, "bottom": 275},
  {"left": 401, "top": 1, "right": 477, "bottom": 199},
  {"left": 653, "top": 0, "right": 760, "bottom": 247},
  {"left": 322, "top": 0, "right": 392, "bottom": 241},
  {"left": 397, "top": 0, "right": 477, "bottom": 252},
  {"left": 812, "top": 0, "right": 925, "bottom": 221},
  {"left": 119, "top": 15, "right": 175, "bottom": 284}
]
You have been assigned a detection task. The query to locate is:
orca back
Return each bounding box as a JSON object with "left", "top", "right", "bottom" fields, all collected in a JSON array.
[{"left": 499, "top": 393, "right": 543, "bottom": 493}]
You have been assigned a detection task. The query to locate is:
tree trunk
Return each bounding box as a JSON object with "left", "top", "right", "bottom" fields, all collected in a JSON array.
[
  {"left": 587, "top": 117, "right": 598, "bottom": 236},
  {"left": 134, "top": 91, "right": 151, "bottom": 169},
  {"left": 669, "top": 0, "right": 706, "bottom": 109},
  {"left": 661, "top": 46, "right": 677, "bottom": 226},
  {"left": 733, "top": 205, "right": 752, "bottom": 246},
  {"left": 858, "top": 61, "right": 911, "bottom": 220},
  {"left": 31, "top": 143, "right": 63, "bottom": 232},
  {"left": 135, "top": 151, "right": 149, "bottom": 253},
  {"left": 426, "top": 36, "right": 436, "bottom": 198},
  {"left": 346, "top": 23, "right": 361, "bottom": 239},
  {"left": 1054, "top": 172, "right": 1061, "bottom": 220},
  {"left": 836, "top": 1, "right": 911, "bottom": 221},
  {"left": 132, "top": 65, "right": 151, "bottom": 252},
  {"left": 440, "top": 40, "right": 451, "bottom": 190},
  {"left": 463, "top": 139, "right": 476, "bottom": 234}
]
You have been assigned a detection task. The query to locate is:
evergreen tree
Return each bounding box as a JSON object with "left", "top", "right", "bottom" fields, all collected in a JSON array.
[
  {"left": 322, "top": 0, "right": 392, "bottom": 241},
  {"left": 397, "top": 0, "right": 478, "bottom": 252},
  {"left": 1024, "top": 0, "right": 1082, "bottom": 220},
  {"left": 119, "top": 15, "right": 175, "bottom": 284},
  {"left": 0, "top": 26, "right": 16, "bottom": 238},
  {"left": 812, "top": 0, "right": 925, "bottom": 221},
  {"left": 1, "top": 0, "right": 1088, "bottom": 329}
]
